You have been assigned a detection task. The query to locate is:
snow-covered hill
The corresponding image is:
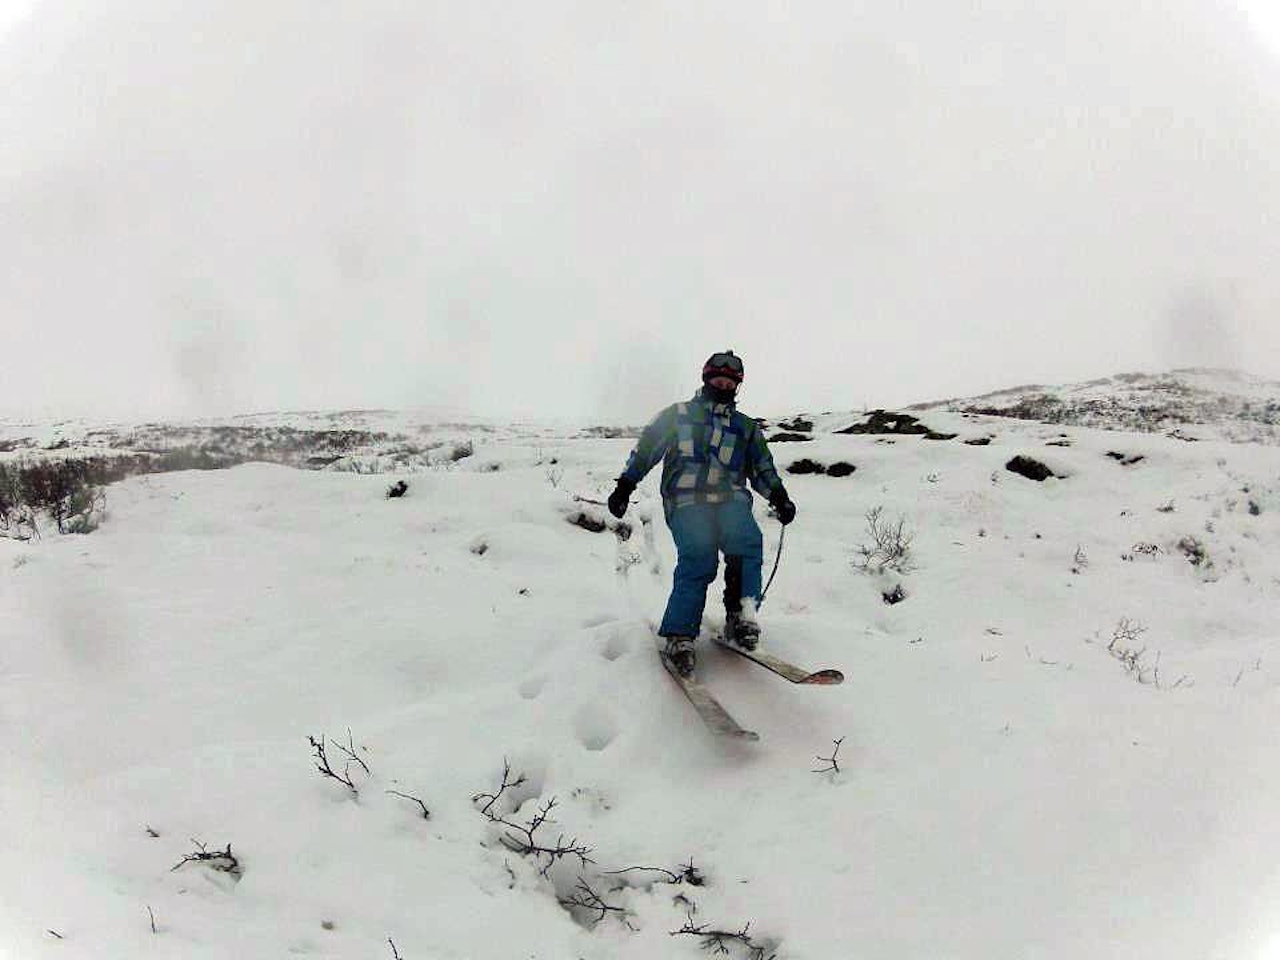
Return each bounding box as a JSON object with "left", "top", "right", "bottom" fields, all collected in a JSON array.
[
  {"left": 910, "top": 368, "right": 1280, "bottom": 444},
  {"left": 2, "top": 388, "right": 1280, "bottom": 959}
]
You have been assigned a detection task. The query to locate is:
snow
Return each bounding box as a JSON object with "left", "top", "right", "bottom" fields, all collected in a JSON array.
[{"left": 2, "top": 407, "right": 1280, "bottom": 959}]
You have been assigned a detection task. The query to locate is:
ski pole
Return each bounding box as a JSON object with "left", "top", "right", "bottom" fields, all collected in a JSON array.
[{"left": 760, "top": 523, "right": 785, "bottom": 604}]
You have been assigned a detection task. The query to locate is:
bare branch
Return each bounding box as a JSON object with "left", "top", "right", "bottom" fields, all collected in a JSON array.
[
  {"left": 604, "top": 859, "right": 705, "bottom": 887},
  {"left": 671, "top": 911, "right": 777, "bottom": 960},
  {"left": 559, "top": 877, "right": 637, "bottom": 930},
  {"left": 1100, "top": 619, "right": 1192, "bottom": 689},
  {"left": 470, "top": 757, "right": 526, "bottom": 818},
  {"left": 332, "top": 728, "right": 371, "bottom": 777},
  {"left": 170, "top": 839, "right": 241, "bottom": 878},
  {"left": 852, "top": 506, "right": 914, "bottom": 574},
  {"left": 813, "top": 737, "right": 845, "bottom": 775},
  {"left": 387, "top": 790, "right": 431, "bottom": 820},
  {"left": 473, "top": 762, "right": 593, "bottom": 876},
  {"left": 309, "top": 734, "right": 360, "bottom": 796}
]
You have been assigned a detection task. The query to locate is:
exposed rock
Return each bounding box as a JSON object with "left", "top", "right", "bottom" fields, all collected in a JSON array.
[
  {"left": 568, "top": 511, "right": 607, "bottom": 533},
  {"left": 837, "top": 410, "right": 930, "bottom": 435},
  {"left": 778, "top": 417, "right": 814, "bottom": 433},
  {"left": 1106, "top": 451, "right": 1145, "bottom": 466},
  {"left": 837, "top": 409, "right": 954, "bottom": 439},
  {"left": 786, "top": 459, "right": 827, "bottom": 475},
  {"left": 1006, "top": 456, "right": 1060, "bottom": 482}
]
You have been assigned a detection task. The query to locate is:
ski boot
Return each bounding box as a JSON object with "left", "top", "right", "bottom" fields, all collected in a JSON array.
[
  {"left": 724, "top": 611, "right": 760, "bottom": 651},
  {"left": 663, "top": 636, "right": 696, "bottom": 678}
]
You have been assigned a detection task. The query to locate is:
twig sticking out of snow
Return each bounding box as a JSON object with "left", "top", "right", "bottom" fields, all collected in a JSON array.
[
  {"left": 170, "top": 840, "right": 242, "bottom": 878},
  {"left": 671, "top": 912, "right": 778, "bottom": 960},
  {"left": 308, "top": 732, "right": 369, "bottom": 796},
  {"left": 559, "top": 877, "right": 637, "bottom": 930},
  {"left": 1098, "top": 620, "right": 1193, "bottom": 690},
  {"left": 604, "top": 859, "right": 706, "bottom": 887},
  {"left": 386, "top": 790, "right": 431, "bottom": 819},
  {"left": 852, "top": 506, "right": 914, "bottom": 574},
  {"left": 813, "top": 737, "right": 845, "bottom": 775},
  {"left": 472, "top": 759, "right": 593, "bottom": 877}
]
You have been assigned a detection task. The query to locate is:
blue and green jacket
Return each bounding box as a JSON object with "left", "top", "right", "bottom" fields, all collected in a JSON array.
[{"left": 620, "top": 388, "right": 786, "bottom": 516}]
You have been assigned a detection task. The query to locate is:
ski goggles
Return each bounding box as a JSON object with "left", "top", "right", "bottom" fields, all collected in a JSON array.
[{"left": 702, "top": 352, "right": 744, "bottom": 383}]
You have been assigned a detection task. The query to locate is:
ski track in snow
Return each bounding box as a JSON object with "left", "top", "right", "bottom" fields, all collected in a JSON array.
[{"left": 1, "top": 407, "right": 1280, "bottom": 959}]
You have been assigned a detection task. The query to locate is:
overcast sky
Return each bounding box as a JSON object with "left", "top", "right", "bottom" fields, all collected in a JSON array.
[{"left": 3, "top": 1, "right": 1280, "bottom": 423}]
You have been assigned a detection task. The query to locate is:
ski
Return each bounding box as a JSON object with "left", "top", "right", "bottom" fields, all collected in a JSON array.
[
  {"left": 658, "top": 648, "right": 760, "bottom": 741},
  {"left": 714, "top": 639, "right": 844, "bottom": 685}
]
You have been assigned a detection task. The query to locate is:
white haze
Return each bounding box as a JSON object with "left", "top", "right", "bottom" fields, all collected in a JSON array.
[{"left": 2, "top": 0, "right": 1280, "bottom": 422}]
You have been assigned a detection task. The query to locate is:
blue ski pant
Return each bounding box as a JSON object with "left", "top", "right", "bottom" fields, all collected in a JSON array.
[{"left": 658, "top": 498, "right": 764, "bottom": 638}]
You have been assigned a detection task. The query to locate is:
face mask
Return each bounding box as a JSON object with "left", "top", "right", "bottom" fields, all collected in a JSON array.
[{"left": 703, "top": 382, "right": 738, "bottom": 404}]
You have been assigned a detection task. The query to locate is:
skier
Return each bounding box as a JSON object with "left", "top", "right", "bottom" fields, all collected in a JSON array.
[{"left": 607, "top": 350, "right": 796, "bottom": 677}]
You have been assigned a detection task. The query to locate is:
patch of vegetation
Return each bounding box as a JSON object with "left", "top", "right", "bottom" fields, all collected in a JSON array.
[
  {"left": 578, "top": 426, "right": 642, "bottom": 439},
  {"left": 1176, "top": 535, "right": 1209, "bottom": 567},
  {"left": 963, "top": 394, "right": 1065, "bottom": 422},
  {"left": 852, "top": 506, "right": 914, "bottom": 574},
  {"left": 0, "top": 458, "right": 107, "bottom": 537}
]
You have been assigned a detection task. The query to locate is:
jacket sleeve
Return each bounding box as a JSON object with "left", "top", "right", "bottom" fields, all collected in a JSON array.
[
  {"left": 746, "top": 422, "right": 785, "bottom": 499},
  {"left": 620, "top": 404, "right": 677, "bottom": 485}
]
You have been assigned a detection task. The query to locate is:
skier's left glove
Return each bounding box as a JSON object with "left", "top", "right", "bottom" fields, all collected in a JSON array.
[
  {"left": 607, "top": 477, "right": 636, "bottom": 518},
  {"left": 769, "top": 487, "right": 796, "bottom": 525}
]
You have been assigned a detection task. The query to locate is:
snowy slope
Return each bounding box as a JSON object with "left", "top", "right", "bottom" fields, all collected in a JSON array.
[
  {"left": 2, "top": 401, "right": 1280, "bottom": 959},
  {"left": 910, "top": 367, "right": 1280, "bottom": 444}
]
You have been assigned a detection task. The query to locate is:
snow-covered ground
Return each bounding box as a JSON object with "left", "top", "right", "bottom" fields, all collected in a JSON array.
[
  {"left": 3, "top": 404, "right": 1280, "bottom": 959},
  {"left": 913, "top": 367, "right": 1280, "bottom": 444}
]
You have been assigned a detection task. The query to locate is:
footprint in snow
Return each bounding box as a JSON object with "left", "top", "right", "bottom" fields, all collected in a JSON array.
[
  {"left": 518, "top": 675, "right": 547, "bottom": 700},
  {"left": 600, "top": 631, "right": 632, "bottom": 662},
  {"left": 572, "top": 703, "right": 620, "bottom": 752}
]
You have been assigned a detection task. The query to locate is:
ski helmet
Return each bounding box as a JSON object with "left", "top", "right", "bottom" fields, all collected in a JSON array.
[{"left": 702, "top": 350, "right": 744, "bottom": 385}]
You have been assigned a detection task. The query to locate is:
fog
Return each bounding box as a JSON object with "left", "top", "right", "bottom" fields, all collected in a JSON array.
[{"left": 3, "top": 0, "right": 1279, "bottom": 422}]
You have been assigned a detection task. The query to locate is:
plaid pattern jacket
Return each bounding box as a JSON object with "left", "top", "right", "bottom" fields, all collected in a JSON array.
[{"left": 620, "top": 390, "right": 785, "bottom": 515}]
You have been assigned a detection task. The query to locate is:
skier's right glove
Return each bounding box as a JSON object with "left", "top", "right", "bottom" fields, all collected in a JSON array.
[
  {"left": 769, "top": 487, "right": 797, "bottom": 525},
  {"left": 607, "top": 477, "right": 636, "bottom": 519}
]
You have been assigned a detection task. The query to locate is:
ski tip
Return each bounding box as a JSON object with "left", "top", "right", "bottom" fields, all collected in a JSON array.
[{"left": 801, "top": 669, "right": 845, "bottom": 685}]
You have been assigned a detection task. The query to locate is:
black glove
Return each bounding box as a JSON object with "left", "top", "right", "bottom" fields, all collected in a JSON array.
[
  {"left": 607, "top": 477, "right": 636, "bottom": 519},
  {"left": 769, "top": 487, "right": 796, "bottom": 525}
]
